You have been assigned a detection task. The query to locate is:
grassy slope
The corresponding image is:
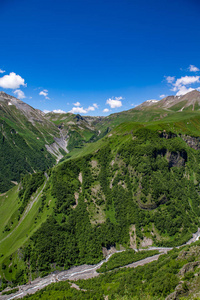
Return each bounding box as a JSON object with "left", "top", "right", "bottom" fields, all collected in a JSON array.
[
  {"left": 0, "top": 179, "right": 57, "bottom": 284},
  {"left": 0, "top": 103, "right": 61, "bottom": 192}
]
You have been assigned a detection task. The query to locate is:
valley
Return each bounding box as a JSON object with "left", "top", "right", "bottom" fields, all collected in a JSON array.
[{"left": 1, "top": 90, "right": 200, "bottom": 299}]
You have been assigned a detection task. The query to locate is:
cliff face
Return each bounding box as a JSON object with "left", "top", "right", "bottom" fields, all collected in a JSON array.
[{"left": 182, "top": 135, "right": 200, "bottom": 150}]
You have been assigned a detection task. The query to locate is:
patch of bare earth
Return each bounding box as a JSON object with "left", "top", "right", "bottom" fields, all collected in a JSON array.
[
  {"left": 88, "top": 204, "right": 106, "bottom": 225},
  {"left": 110, "top": 159, "right": 115, "bottom": 166},
  {"left": 118, "top": 180, "right": 127, "bottom": 189},
  {"left": 90, "top": 160, "right": 98, "bottom": 168},
  {"left": 110, "top": 170, "right": 118, "bottom": 189},
  {"left": 140, "top": 237, "right": 153, "bottom": 248},
  {"left": 102, "top": 246, "right": 118, "bottom": 257},
  {"left": 78, "top": 172, "right": 82, "bottom": 184},
  {"left": 72, "top": 192, "right": 79, "bottom": 209},
  {"left": 87, "top": 184, "right": 106, "bottom": 225},
  {"left": 0, "top": 192, "right": 6, "bottom": 196},
  {"left": 70, "top": 283, "right": 86, "bottom": 291},
  {"left": 129, "top": 224, "right": 137, "bottom": 249}
]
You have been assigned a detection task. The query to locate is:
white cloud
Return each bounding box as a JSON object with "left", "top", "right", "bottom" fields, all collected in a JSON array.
[
  {"left": 69, "top": 107, "right": 88, "bottom": 114},
  {"left": 73, "top": 101, "right": 81, "bottom": 106},
  {"left": 87, "top": 106, "right": 95, "bottom": 111},
  {"left": 189, "top": 65, "right": 199, "bottom": 72},
  {"left": 175, "top": 86, "right": 195, "bottom": 96},
  {"left": 197, "top": 87, "right": 200, "bottom": 91},
  {"left": 0, "top": 69, "right": 5, "bottom": 74},
  {"left": 166, "top": 73, "right": 200, "bottom": 96},
  {"left": 39, "top": 90, "right": 48, "bottom": 97},
  {"left": 93, "top": 103, "right": 99, "bottom": 109},
  {"left": 13, "top": 89, "right": 26, "bottom": 99},
  {"left": 0, "top": 72, "right": 26, "bottom": 89},
  {"left": 69, "top": 103, "right": 99, "bottom": 114},
  {"left": 106, "top": 96, "right": 123, "bottom": 108},
  {"left": 103, "top": 108, "right": 110, "bottom": 113},
  {"left": 52, "top": 109, "right": 66, "bottom": 114},
  {"left": 39, "top": 89, "right": 50, "bottom": 99},
  {"left": 159, "top": 94, "right": 166, "bottom": 98},
  {"left": 172, "top": 76, "right": 200, "bottom": 91},
  {"left": 166, "top": 76, "right": 175, "bottom": 84}
]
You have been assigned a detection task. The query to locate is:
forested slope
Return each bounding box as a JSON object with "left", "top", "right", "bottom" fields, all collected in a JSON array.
[{"left": 1, "top": 122, "right": 200, "bottom": 289}]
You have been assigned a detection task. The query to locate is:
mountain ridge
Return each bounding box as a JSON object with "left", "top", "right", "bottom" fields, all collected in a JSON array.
[{"left": 1, "top": 89, "right": 200, "bottom": 294}]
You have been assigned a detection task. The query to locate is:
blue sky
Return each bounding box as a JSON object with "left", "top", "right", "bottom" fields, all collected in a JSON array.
[{"left": 0, "top": 0, "right": 200, "bottom": 115}]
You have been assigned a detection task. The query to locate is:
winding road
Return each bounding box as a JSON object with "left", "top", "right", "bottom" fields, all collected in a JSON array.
[{"left": 1, "top": 228, "right": 200, "bottom": 300}]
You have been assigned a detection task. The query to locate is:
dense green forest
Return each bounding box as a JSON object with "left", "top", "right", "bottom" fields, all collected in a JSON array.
[
  {"left": 2, "top": 127, "right": 199, "bottom": 285},
  {"left": 96, "top": 249, "right": 159, "bottom": 273}
]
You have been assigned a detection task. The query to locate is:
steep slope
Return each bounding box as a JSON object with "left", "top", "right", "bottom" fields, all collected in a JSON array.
[
  {"left": 45, "top": 112, "right": 105, "bottom": 151},
  {"left": 0, "top": 92, "right": 68, "bottom": 192}
]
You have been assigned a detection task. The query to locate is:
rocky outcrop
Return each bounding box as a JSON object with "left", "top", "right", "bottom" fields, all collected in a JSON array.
[
  {"left": 181, "top": 135, "right": 200, "bottom": 150},
  {"left": 178, "top": 261, "right": 200, "bottom": 277},
  {"left": 166, "top": 151, "right": 187, "bottom": 168}
]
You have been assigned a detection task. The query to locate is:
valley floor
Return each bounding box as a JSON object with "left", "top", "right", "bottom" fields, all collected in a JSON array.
[{"left": 1, "top": 228, "right": 200, "bottom": 300}]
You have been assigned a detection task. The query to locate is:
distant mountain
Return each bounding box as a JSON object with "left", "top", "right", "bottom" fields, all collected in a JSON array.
[{"left": 134, "top": 90, "right": 200, "bottom": 111}]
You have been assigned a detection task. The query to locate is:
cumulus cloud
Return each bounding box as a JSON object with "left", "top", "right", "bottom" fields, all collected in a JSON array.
[
  {"left": 73, "top": 101, "right": 81, "bottom": 106},
  {"left": 0, "top": 72, "right": 26, "bottom": 89},
  {"left": 52, "top": 109, "right": 66, "bottom": 114},
  {"left": 0, "top": 69, "right": 5, "bottom": 74},
  {"left": 166, "top": 76, "right": 175, "bottom": 84},
  {"left": 13, "top": 89, "right": 26, "bottom": 99},
  {"left": 172, "top": 76, "right": 200, "bottom": 91},
  {"left": 39, "top": 89, "right": 49, "bottom": 99},
  {"left": 166, "top": 73, "right": 200, "bottom": 96},
  {"left": 69, "top": 103, "right": 99, "bottom": 114},
  {"left": 189, "top": 65, "right": 199, "bottom": 72},
  {"left": 69, "top": 107, "right": 88, "bottom": 114},
  {"left": 103, "top": 108, "right": 110, "bottom": 113},
  {"left": 39, "top": 90, "right": 48, "bottom": 97},
  {"left": 87, "top": 106, "right": 95, "bottom": 111},
  {"left": 106, "top": 96, "right": 123, "bottom": 108},
  {"left": 159, "top": 94, "right": 166, "bottom": 98}
]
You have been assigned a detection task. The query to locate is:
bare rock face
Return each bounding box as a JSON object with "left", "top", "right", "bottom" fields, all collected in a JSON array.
[
  {"left": 182, "top": 135, "right": 200, "bottom": 150},
  {"left": 166, "top": 151, "right": 187, "bottom": 168},
  {"left": 0, "top": 91, "right": 45, "bottom": 125}
]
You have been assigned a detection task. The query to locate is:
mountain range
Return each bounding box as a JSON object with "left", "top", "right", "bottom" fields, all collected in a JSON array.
[{"left": 1, "top": 90, "right": 200, "bottom": 298}]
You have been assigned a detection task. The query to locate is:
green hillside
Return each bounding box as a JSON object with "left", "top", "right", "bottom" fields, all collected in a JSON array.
[
  {"left": 2, "top": 91, "right": 200, "bottom": 297},
  {"left": 0, "top": 92, "right": 68, "bottom": 192}
]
